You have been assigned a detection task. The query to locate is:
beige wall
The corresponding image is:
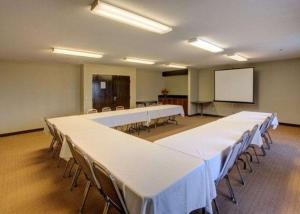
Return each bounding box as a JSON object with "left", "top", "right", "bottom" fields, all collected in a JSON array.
[
  {"left": 197, "top": 58, "right": 300, "bottom": 125},
  {"left": 164, "top": 75, "right": 188, "bottom": 95},
  {"left": 188, "top": 69, "right": 199, "bottom": 115},
  {"left": 0, "top": 60, "right": 81, "bottom": 134},
  {"left": 81, "top": 64, "right": 136, "bottom": 113},
  {"left": 136, "top": 69, "right": 163, "bottom": 101}
]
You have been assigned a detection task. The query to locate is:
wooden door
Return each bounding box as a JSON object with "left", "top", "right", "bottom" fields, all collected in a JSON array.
[
  {"left": 113, "top": 75, "right": 130, "bottom": 109},
  {"left": 92, "top": 75, "right": 130, "bottom": 111},
  {"left": 92, "top": 75, "right": 113, "bottom": 111}
]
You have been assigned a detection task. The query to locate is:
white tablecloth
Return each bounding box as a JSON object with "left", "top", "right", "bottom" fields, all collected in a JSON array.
[
  {"left": 219, "top": 111, "right": 279, "bottom": 129},
  {"left": 48, "top": 117, "right": 216, "bottom": 214},
  {"left": 145, "top": 105, "right": 185, "bottom": 120},
  {"left": 77, "top": 105, "right": 184, "bottom": 128},
  {"left": 155, "top": 111, "right": 278, "bottom": 181},
  {"left": 85, "top": 108, "right": 150, "bottom": 127}
]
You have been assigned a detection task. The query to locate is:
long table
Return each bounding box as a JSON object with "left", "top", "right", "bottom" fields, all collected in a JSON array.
[
  {"left": 155, "top": 111, "right": 279, "bottom": 181},
  {"left": 86, "top": 105, "right": 184, "bottom": 127},
  {"left": 48, "top": 109, "right": 278, "bottom": 214},
  {"left": 48, "top": 107, "right": 215, "bottom": 214}
]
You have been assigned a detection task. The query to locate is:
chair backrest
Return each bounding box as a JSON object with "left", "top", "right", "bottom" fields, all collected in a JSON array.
[
  {"left": 238, "top": 130, "right": 251, "bottom": 155},
  {"left": 241, "top": 125, "right": 259, "bottom": 153},
  {"left": 65, "top": 135, "right": 78, "bottom": 163},
  {"left": 52, "top": 125, "right": 64, "bottom": 145},
  {"left": 44, "top": 118, "right": 55, "bottom": 136},
  {"left": 116, "top": 106, "right": 125, "bottom": 111},
  {"left": 87, "top": 109, "right": 98, "bottom": 114},
  {"left": 259, "top": 116, "right": 271, "bottom": 135},
  {"left": 92, "top": 162, "right": 128, "bottom": 214},
  {"left": 102, "top": 107, "right": 112, "bottom": 112},
  {"left": 216, "top": 138, "right": 243, "bottom": 184},
  {"left": 72, "top": 146, "right": 100, "bottom": 189},
  {"left": 266, "top": 113, "right": 275, "bottom": 130},
  {"left": 137, "top": 104, "right": 145, "bottom": 108}
]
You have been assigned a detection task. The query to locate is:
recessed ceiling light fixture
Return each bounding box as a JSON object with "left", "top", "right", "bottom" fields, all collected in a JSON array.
[
  {"left": 123, "top": 57, "right": 155, "bottom": 64},
  {"left": 91, "top": 1, "right": 172, "bottom": 34},
  {"left": 226, "top": 54, "right": 248, "bottom": 62},
  {"left": 188, "top": 38, "right": 224, "bottom": 53},
  {"left": 164, "top": 63, "right": 188, "bottom": 69},
  {"left": 52, "top": 48, "right": 103, "bottom": 58}
]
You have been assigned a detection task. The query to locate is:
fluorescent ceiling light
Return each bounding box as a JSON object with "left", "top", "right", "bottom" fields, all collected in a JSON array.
[
  {"left": 91, "top": 1, "right": 172, "bottom": 34},
  {"left": 52, "top": 48, "right": 103, "bottom": 58},
  {"left": 123, "top": 57, "right": 155, "bottom": 64},
  {"left": 226, "top": 54, "right": 248, "bottom": 62},
  {"left": 188, "top": 38, "right": 224, "bottom": 53},
  {"left": 164, "top": 63, "right": 187, "bottom": 69}
]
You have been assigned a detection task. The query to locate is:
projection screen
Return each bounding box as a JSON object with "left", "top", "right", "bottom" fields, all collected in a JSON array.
[{"left": 214, "top": 68, "right": 254, "bottom": 103}]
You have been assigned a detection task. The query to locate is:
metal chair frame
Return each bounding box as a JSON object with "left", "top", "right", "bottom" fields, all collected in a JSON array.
[{"left": 92, "top": 162, "right": 128, "bottom": 214}]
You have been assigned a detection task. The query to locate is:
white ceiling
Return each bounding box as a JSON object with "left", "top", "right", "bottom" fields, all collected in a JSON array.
[{"left": 1, "top": 0, "right": 300, "bottom": 69}]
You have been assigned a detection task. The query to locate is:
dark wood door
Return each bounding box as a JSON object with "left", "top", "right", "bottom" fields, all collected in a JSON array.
[
  {"left": 92, "top": 75, "right": 130, "bottom": 111},
  {"left": 113, "top": 75, "right": 130, "bottom": 109}
]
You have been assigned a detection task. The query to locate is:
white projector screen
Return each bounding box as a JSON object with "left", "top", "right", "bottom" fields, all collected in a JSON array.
[{"left": 214, "top": 68, "right": 254, "bottom": 103}]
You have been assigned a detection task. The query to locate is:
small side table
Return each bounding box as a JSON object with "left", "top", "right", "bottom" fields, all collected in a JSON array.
[{"left": 191, "top": 101, "right": 213, "bottom": 116}]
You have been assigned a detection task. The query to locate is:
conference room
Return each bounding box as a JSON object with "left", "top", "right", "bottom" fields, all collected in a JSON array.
[{"left": 1, "top": 0, "right": 300, "bottom": 214}]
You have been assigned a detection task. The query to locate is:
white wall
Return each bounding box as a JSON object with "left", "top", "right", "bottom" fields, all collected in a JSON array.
[
  {"left": 197, "top": 58, "right": 300, "bottom": 125},
  {"left": 0, "top": 60, "right": 81, "bottom": 134},
  {"left": 81, "top": 64, "right": 136, "bottom": 113},
  {"left": 136, "top": 69, "right": 163, "bottom": 101}
]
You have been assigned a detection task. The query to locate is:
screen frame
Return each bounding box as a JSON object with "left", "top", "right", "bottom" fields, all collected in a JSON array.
[{"left": 213, "top": 67, "right": 255, "bottom": 104}]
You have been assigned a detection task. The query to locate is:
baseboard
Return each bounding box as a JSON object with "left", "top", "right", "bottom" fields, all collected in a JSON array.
[
  {"left": 0, "top": 128, "right": 44, "bottom": 137},
  {"left": 279, "top": 122, "right": 300, "bottom": 127},
  {"left": 188, "top": 113, "right": 223, "bottom": 117}
]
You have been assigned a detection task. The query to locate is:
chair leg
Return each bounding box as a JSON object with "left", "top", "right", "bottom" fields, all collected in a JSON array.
[
  {"left": 49, "top": 137, "right": 55, "bottom": 151},
  {"left": 267, "top": 131, "right": 273, "bottom": 144},
  {"left": 63, "top": 159, "right": 71, "bottom": 178},
  {"left": 236, "top": 163, "right": 245, "bottom": 185},
  {"left": 213, "top": 199, "right": 219, "bottom": 214},
  {"left": 68, "top": 161, "right": 76, "bottom": 177},
  {"left": 71, "top": 166, "right": 81, "bottom": 191},
  {"left": 225, "top": 175, "right": 237, "bottom": 204},
  {"left": 263, "top": 135, "right": 270, "bottom": 150},
  {"left": 245, "top": 152, "right": 253, "bottom": 162},
  {"left": 79, "top": 180, "right": 91, "bottom": 213},
  {"left": 103, "top": 201, "right": 110, "bottom": 214},
  {"left": 238, "top": 157, "right": 247, "bottom": 170},
  {"left": 245, "top": 155, "right": 253, "bottom": 173},
  {"left": 250, "top": 146, "right": 260, "bottom": 163},
  {"left": 261, "top": 145, "right": 266, "bottom": 156},
  {"left": 52, "top": 144, "right": 58, "bottom": 158}
]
